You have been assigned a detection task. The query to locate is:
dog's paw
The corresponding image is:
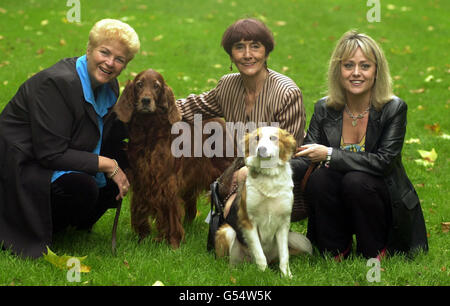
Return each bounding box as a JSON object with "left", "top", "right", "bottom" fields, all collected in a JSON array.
[
  {"left": 255, "top": 258, "right": 268, "bottom": 271},
  {"left": 280, "top": 266, "right": 293, "bottom": 279}
]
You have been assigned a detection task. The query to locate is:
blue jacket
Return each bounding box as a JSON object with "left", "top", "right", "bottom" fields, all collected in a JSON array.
[{"left": 0, "top": 57, "right": 127, "bottom": 258}]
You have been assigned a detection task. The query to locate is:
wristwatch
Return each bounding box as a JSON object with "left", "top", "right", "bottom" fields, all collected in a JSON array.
[
  {"left": 325, "top": 147, "right": 333, "bottom": 167},
  {"left": 326, "top": 147, "right": 333, "bottom": 161}
]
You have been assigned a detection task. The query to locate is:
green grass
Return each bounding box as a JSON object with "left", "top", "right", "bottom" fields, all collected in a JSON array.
[{"left": 0, "top": 0, "right": 448, "bottom": 286}]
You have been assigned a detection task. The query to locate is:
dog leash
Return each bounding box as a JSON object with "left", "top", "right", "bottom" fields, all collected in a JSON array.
[
  {"left": 300, "top": 163, "right": 316, "bottom": 192},
  {"left": 111, "top": 200, "right": 122, "bottom": 255}
]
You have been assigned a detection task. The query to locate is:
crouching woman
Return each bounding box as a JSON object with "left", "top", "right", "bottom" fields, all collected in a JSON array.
[{"left": 294, "top": 30, "right": 428, "bottom": 259}]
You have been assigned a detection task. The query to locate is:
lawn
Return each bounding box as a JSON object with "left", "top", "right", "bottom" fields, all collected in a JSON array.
[{"left": 0, "top": 0, "right": 448, "bottom": 287}]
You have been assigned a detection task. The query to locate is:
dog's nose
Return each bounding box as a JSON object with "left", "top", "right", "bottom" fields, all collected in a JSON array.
[
  {"left": 141, "top": 98, "right": 151, "bottom": 105},
  {"left": 257, "top": 146, "right": 268, "bottom": 158}
]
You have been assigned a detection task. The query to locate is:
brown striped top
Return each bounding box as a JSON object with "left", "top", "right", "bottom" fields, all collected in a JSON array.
[{"left": 176, "top": 69, "right": 306, "bottom": 145}]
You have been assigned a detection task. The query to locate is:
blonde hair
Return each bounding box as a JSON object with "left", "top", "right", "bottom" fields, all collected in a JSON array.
[
  {"left": 326, "top": 30, "right": 393, "bottom": 111},
  {"left": 88, "top": 19, "right": 140, "bottom": 61}
]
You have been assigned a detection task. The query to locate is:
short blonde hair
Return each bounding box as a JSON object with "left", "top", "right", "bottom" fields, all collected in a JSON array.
[
  {"left": 326, "top": 30, "right": 393, "bottom": 111},
  {"left": 88, "top": 19, "right": 140, "bottom": 61}
]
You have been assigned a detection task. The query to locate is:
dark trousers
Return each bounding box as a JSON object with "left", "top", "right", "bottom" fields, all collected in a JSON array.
[
  {"left": 305, "top": 167, "right": 391, "bottom": 258},
  {"left": 50, "top": 173, "right": 120, "bottom": 233}
]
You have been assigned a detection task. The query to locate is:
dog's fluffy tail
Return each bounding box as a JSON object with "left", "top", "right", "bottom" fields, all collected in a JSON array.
[{"left": 288, "top": 232, "right": 313, "bottom": 255}]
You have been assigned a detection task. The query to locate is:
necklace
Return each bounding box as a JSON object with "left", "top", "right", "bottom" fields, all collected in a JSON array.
[{"left": 345, "top": 104, "right": 370, "bottom": 127}]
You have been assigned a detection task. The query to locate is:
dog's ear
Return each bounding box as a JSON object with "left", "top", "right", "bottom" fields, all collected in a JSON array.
[
  {"left": 243, "top": 130, "right": 251, "bottom": 158},
  {"left": 243, "top": 128, "right": 258, "bottom": 158},
  {"left": 279, "top": 129, "right": 297, "bottom": 161},
  {"left": 114, "top": 80, "right": 135, "bottom": 123},
  {"left": 163, "top": 84, "right": 182, "bottom": 124}
]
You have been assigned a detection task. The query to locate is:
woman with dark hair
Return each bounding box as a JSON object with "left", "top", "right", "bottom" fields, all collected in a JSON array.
[
  {"left": 295, "top": 30, "right": 428, "bottom": 259},
  {"left": 177, "top": 18, "right": 305, "bottom": 146},
  {"left": 176, "top": 18, "right": 307, "bottom": 250}
]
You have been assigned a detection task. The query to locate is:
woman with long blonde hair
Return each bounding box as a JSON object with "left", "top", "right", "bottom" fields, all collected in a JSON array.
[{"left": 294, "top": 30, "right": 428, "bottom": 259}]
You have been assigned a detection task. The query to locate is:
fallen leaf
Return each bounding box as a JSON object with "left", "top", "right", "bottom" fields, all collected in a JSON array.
[
  {"left": 0, "top": 61, "right": 10, "bottom": 68},
  {"left": 405, "top": 138, "right": 421, "bottom": 144},
  {"left": 152, "top": 280, "right": 164, "bottom": 286},
  {"left": 59, "top": 39, "right": 66, "bottom": 46},
  {"left": 275, "top": 21, "right": 287, "bottom": 26},
  {"left": 418, "top": 148, "right": 437, "bottom": 162},
  {"left": 41, "top": 19, "right": 49, "bottom": 26},
  {"left": 424, "top": 75, "right": 434, "bottom": 82},
  {"left": 439, "top": 133, "right": 450, "bottom": 140},
  {"left": 153, "top": 34, "right": 163, "bottom": 41},
  {"left": 123, "top": 259, "right": 130, "bottom": 269},
  {"left": 442, "top": 222, "right": 450, "bottom": 233},
  {"left": 387, "top": 4, "right": 396, "bottom": 10},
  {"left": 230, "top": 275, "right": 237, "bottom": 284},
  {"left": 414, "top": 159, "right": 433, "bottom": 168},
  {"left": 43, "top": 246, "right": 91, "bottom": 273},
  {"left": 410, "top": 88, "right": 425, "bottom": 94},
  {"left": 415, "top": 148, "right": 438, "bottom": 168},
  {"left": 424, "top": 123, "right": 440, "bottom": 134}
]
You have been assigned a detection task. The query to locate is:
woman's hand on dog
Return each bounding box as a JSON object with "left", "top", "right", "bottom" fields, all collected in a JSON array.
[
  {"left": 295, "top": 144, "right": 329, "bottom": 163},
  {"left": 98, "top": 156, "right": 130, "bottom": 200}
]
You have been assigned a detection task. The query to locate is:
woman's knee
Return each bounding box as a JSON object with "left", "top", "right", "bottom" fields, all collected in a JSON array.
[
  {"left": 306, "top": 167, "right": 339, "bottom": 195},
  {"left": 341, "top": 171, "right": 380, "bottom": 198},
  {"left": 52, "top": 172, "right": 99, "bottom": 204}
]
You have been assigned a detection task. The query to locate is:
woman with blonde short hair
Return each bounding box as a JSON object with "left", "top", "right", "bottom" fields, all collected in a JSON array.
[
  {"left": 294, "top": 30, "right": 428, "bottom": 259},
  {"left": 0, "top": 19, "right": 139, "bottom": 258}
]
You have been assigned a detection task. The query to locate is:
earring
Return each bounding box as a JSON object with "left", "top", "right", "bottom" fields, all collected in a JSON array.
[{"left": 229, "top": 62, "right": 233, "bottom": 72}]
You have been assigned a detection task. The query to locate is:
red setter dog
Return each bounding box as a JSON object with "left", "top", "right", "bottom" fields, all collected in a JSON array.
[{"left": 114, "top": 69, "right": 232, "bottom": 248}]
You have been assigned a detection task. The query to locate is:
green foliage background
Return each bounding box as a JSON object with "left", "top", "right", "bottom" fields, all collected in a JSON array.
[{"left": 0, "top": 0, "right": 448, "bottom": 286}]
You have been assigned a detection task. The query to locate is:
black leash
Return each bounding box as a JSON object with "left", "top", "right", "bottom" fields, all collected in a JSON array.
[{"left": 111, "top": 200, "right": 122, "bottom": 255}]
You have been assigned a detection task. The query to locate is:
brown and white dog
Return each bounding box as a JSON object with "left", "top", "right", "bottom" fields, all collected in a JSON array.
[{"left": 215, "top": 127, "right": 312, "bottom": 278}]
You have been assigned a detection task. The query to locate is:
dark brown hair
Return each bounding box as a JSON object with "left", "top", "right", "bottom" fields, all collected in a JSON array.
[{"left": 221, "top": 18, "right": 275, "bottom": 56}]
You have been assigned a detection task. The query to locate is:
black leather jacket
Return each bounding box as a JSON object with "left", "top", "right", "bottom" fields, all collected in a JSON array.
[{"left": 300, "top": 96, "right": 428, "bottom": 255}]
